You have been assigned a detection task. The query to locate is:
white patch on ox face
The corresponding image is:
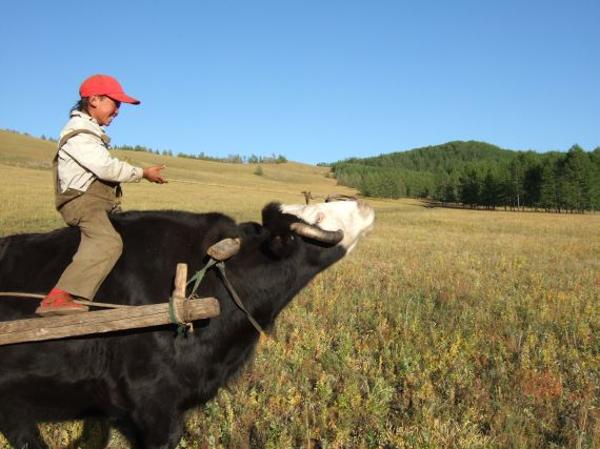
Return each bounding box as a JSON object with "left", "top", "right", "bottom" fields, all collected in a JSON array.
[{"left": 280, "top": 200, "right": 375, "bottom": 253}]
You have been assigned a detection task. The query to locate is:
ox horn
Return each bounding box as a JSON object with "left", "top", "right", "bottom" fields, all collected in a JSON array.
[
  {"left": 325, "top": 194, "right": 357, "bottom": 202},
  {"left": 290, "top": 222, "right": 344, "bottom": 244}
]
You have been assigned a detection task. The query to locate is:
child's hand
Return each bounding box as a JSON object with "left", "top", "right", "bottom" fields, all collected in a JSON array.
[{"left": 143, "top": 165, "right": 167, "bottom": 184}]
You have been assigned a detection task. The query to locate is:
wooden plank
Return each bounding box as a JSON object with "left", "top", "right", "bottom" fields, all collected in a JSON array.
[{"left": 0, "top": 297, "right": 220, "bottom": 346}]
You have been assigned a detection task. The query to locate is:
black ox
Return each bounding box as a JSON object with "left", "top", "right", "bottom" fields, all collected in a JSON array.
[{"left": 0, "top": 198, "right": 374, "bottom": 449}]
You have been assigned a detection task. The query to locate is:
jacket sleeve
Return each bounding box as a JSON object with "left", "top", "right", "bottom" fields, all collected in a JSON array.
[{"left": 61, "top": 133, "right": 144, "bottom": 183}]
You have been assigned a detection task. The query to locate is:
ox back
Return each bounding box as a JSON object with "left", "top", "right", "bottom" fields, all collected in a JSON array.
[{"left": 0, "top": 201, "right": 373, "bottom": 449}]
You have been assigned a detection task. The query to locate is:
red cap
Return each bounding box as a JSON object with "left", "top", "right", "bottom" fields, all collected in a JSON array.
[{"left": 79, "top": 74, "right": 140, "bottom": 105}]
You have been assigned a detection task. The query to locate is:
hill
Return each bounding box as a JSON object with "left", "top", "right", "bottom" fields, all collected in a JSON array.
[
  {"left": 331, "top": 140, "right": 600, "bottom": 212},
  {"left": 340, "top": 140, "right": 516, "bottom": 172}
]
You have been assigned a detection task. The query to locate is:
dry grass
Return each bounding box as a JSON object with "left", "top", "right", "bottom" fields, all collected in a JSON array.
[{"left": 1, "top": 130, "right": 599, "bottom": 448}]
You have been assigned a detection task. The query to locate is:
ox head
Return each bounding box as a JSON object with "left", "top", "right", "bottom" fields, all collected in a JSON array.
[
  {"left": 257, "top": 196, "right": 375, "bottom": 258},
  {"left": 282, "top": 196, "right": 374, "bottom": 253}
]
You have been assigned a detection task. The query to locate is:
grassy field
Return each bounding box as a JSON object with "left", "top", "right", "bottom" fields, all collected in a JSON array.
[{"left": 1, "top": 130, "right": 599, "bottom": 449}]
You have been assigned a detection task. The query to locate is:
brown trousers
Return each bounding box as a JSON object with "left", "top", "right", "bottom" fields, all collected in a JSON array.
[{"left": 55, "top": 181, "right": 122, "bottom": 300}]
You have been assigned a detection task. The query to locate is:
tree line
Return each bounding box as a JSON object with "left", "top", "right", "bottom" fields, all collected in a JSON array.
[
  {"left": 331, "top": 141, "right": 600, "bottom": 213},
  {"left": 113, "top": 145, "right": 287, "bottom": 164},
  {"left": 1, "top": 129, "right": 287, "bottom": 165}
]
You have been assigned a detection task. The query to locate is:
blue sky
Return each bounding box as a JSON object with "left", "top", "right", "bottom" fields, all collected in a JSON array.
[{"left": 1, "top": 1, "right": 598, "bottom": 164}]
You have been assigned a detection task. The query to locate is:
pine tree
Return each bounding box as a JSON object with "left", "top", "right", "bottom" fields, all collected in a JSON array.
[
  {"left": 523, "top": 162, "right": 543, "bottom": 210},
  {"left": 539, "top": 153, "right": 563, "bottom": 212},
  {"left": 507, "top": 157, "right": 526, "bottom": 210},
  {"left": 562, "top": 145, "right": 593, "bottom": 213},
  {"left": 481, "top": 168, "right": 502, "bottom": 209},
  {"left": 459, "top": 168, "right": 482, "bottom": 207}
]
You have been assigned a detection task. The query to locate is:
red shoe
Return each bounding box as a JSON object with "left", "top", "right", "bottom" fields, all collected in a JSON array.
[{"left": 35, "top": 288, "right": 89, "bottom": 316}]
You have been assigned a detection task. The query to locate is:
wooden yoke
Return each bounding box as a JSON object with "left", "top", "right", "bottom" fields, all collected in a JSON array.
[{"left": 0, "top": 263, "right": 220, "bottom": 347}]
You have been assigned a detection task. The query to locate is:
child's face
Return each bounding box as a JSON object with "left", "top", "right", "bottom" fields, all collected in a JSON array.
[{"left": 88, "top": 96, "right": 121, "bottom": 126}]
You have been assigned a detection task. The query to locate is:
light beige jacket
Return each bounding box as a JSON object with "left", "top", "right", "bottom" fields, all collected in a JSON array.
[{"left": 56, "top": 111, "right": 143, "bottom": 193}]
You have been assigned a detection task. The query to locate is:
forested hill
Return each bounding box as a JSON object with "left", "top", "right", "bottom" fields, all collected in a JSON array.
[
  {"left": 331, "top": 140, "right": 600, "bottom": 213},
  {"left": 341, "top": 141, "right": 515, "bottom": 172}
]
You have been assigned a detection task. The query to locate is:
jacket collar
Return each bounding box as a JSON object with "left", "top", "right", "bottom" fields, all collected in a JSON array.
[{"left": 68, "top": 110, "right": 110, "bottom": 144}]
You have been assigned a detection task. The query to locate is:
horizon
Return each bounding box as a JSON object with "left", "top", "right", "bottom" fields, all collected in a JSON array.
[
  {"left": 1, "top": 128, "right": 597, "bottom": 167},
  {"left": 1, "top": 1, "right": 599, "bottom": 164}
]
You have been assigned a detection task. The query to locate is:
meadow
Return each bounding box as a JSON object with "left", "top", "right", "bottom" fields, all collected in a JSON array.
[{"left": 1, "top": 130, "right": 599, "bottom": 448}]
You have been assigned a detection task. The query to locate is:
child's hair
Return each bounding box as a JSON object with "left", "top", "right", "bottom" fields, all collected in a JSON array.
[{"left": 70, "top": 97, "right": 90, "bottom": 115}]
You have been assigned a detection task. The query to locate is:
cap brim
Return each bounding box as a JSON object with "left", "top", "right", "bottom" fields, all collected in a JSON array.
[{"left": 107, "top": 92, "right": 141, "bottom": 105}]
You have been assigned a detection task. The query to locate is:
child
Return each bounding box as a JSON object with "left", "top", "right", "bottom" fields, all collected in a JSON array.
[{"left": 36, "top": 74, "right": 166, "bottom": 316}]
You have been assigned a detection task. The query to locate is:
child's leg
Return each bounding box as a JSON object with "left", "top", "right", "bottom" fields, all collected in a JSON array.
[{"left": 55, "top": 200, "right": 122, "bottom": 300}]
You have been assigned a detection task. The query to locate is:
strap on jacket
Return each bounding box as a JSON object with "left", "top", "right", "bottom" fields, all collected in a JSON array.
[
  {"left": 54, "top": 129, "right": 109, "bottom": 161},
  {"left": 53, "top": 129, "right": 112, "bottom": 209}
]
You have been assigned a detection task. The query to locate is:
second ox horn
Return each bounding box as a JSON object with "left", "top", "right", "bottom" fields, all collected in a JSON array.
[
  {"left": 325, "top": 194, "right": 357, "bottom": 202},
  {"left": 290, "top": 222, "right": 344, "bottom": 244}
]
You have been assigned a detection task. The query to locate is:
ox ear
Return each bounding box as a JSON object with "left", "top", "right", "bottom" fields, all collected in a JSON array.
[{"left": 261, "top": 202, "right": 298, "bottom": 232}]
